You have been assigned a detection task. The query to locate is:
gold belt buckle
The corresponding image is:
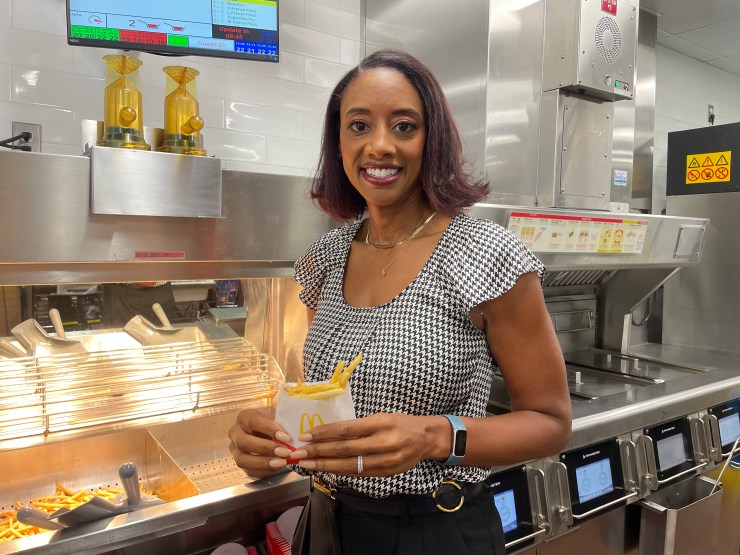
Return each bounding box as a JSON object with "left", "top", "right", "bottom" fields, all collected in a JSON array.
[
  {"left": 433, "top": 480, "right": 464, "bottom": 513},
  {"left": 312, "top": 476, "right": 336, "bottom": 500}
]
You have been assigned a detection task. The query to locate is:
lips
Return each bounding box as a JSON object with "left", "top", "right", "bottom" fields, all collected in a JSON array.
[{"left": 362, "top": 166, "right": 401, "bottom": 185}]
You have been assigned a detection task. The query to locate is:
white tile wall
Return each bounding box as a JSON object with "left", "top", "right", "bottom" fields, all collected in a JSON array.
[
  {"left": 0, "top": 63, "right": 9, "bottom": 102},
  {"left": 653, "top": 45, "right": 740, "bottom": 214},
  {"left": 305, "top": 1, "right": 361, "bottom": 40},
  {"left": 0, "top": 0, "right": 362, "bottom": 176},
  {"left": 0, "top": 0, "right": 10, "bottom": 27}
]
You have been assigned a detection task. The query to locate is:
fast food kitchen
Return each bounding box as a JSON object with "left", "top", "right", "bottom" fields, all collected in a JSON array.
[{"left": 1, "top": 0, "right": 740, "bottom": 553}]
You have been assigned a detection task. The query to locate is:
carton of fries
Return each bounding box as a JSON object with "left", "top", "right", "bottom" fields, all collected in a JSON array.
[{"left": 275, "top": 355, "right": 362, "bottom": 449}]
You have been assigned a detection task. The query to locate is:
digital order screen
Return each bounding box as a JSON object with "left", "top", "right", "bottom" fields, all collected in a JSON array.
[
  {"left": 575, "top": 458, "right": 614, "bottom": 504},
  {"left": 657, "top": 434, "right": 687, "bottom": 472},
  {"left": 67, "top": 0, "right": 278, "bottom": 62},
  {"left": 494, "top": 488, "right": 519, "bottom": 534},
  {"left": 719, "top": 412, "right": 740, "bottom": 446}
]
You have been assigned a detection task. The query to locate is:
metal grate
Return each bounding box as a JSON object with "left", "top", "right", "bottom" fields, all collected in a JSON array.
[
  {"left": 0, "top": 338, "right": 282, "bottom": 442},
  {"left": 182, "top": 457, "right": 250, "bottom": 493},
  {"left": 543, "top": 269, "right": 615, "bottom": 287}
]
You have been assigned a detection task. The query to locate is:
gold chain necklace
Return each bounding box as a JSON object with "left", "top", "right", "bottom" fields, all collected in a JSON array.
[
  {"left": 365, "top": 211, "right": 437, "bottom": 250},
  {"left": 371, "top": 244, "right": 407, "bottom": 277}
]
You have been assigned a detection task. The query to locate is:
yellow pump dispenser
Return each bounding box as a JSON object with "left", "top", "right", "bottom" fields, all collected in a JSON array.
[
  {"left": 97, "top": 55, "right": 151, "bottom": 151},
  {"left": 158, "top": 66, "right": 206, "bottom": 156}
]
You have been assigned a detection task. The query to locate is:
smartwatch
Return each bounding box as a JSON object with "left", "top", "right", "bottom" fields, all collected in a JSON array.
[{"left": 441, "top": 414, "right": 467, "bottom": 465}]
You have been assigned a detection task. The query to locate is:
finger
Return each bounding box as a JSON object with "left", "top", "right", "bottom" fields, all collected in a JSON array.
[
  {"left": 234, "top": 408, "right": 291, "bottom": 443},
  {"left": 299, "top": 413, "right": 386, "bottom": 443},
  {"left": 231, "top": 448, "right": 288, "bottom": 477},
  {"left": 230, "top": 425, "right": 286, "bottom": 458},
  {"left": 229, "top": 436, "right": 291, "bottom": 470},
  {"left": 290, "top": 434, "right": 386, "bottom": 462},
  {"left": 298, "top": 453, "right": 381, "bottom": 477}
]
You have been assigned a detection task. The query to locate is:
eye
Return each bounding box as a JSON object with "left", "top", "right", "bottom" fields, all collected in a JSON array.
[
  {"left": 348, "top": 120, "right": 368, "bottom": 133},
  {"left": 394, "top": 120, "right": 417, "bottom": 133}
]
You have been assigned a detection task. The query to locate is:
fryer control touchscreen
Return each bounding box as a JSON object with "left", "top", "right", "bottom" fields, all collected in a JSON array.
[
  {"left": 487, "top": 465, "right": 534, "bottom": 546},
  {"left": 561, "top": 438, "right": 625, "bottom": 522},
  {"left": 719, "top": 412, "right": 740, "bottom": 446},
  {"left": 656, "top": 434, "right": 687, "bottom": 472},
  {"left": 494, "top": 488, "right": 518, "bottom": 533},
  {"left": 576, "top": 457, "right": 614, "bottom": 504}
]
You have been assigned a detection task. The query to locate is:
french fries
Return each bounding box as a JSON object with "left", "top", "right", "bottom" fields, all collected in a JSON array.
[
  {"left": 0, "top": 483, "right": 152, "bottom": 543},
  {"left": 283, "top": 354, "right": 363, "bottom": 400}
]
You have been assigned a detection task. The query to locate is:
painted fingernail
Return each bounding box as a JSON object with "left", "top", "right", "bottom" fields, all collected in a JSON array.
[
  {"left": 268, "top": 458, "right": 287, "bottom": 468},
  {"left": 291, "top": 449, "right": 308, "bottom": 459},
  {"left": 298, "top": 460, "right": 316, "bottom": 470},
  {"left": 275, "top": 431, "right": 292, "bottom": 443},
  {"left": 298, "top": 433, "right": 313, "bottom": 442},
  {"left": 274, "top": 447, "right": 292, "bottom": 458}
]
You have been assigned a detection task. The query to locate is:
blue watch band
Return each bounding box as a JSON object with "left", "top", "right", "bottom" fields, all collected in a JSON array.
[{"left": 441, "top": 414, "right": 467, "bottom": 466}]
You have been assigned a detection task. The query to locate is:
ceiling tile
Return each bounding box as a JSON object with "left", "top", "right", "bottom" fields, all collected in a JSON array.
[
  {"left": 706, "top": 57, "right": 740, "bottom": 77},
  {"left": 658, "top": 35, "right": 723, "bottom": 62},
  {"left": 678, "top": 19, "right": 740, "bottom": 57},
  {"left": 656, "top": 29, "right": 672, "bottom": 41},
  {"left": 640, "top": 0, "right": 740, "bottom": 35}
]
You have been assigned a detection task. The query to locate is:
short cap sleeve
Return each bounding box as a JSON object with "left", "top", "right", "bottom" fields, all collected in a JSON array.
[
  {"left": 442, "top": 216, "right": 545, "bottom": 311},
  {"left": 293, "top": 224, "right": 357, "bottom": 309}
]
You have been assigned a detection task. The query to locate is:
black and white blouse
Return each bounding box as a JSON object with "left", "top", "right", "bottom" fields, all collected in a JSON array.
[{"left": 293, "top": 213, "right": 545, "bottom": 498}]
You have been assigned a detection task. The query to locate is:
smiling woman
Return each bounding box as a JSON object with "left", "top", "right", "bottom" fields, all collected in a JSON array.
[{"left": 228, "top": 49, "right": 571, "bottom": 555}]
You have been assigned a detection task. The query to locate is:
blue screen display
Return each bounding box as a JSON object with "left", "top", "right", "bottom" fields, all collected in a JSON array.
[
  {"left": 576, "top": 457, "right": 614, "bottom": 504},
  {"left": 494, "top": 488, "right": 518, "bottom": 533}
]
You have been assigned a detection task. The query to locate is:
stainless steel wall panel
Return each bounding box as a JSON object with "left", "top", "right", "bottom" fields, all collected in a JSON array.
[
  {"left": 555, "top": 92, "right": 614, "bottom": 209},
  {"left": 611, "top": 93, "right": 636, "bottom": 210},
  {"left": 664, "top": 193, "right": 740, "bottom": 355},
  {"left": 485, "top": 0, "right": 546, "bottom": 205},
  {"left": 365, "top": 0, "right": 489, "bottom": 175},
  {"left": 630, "top": 10, "right": 657, "bottom": 211}
]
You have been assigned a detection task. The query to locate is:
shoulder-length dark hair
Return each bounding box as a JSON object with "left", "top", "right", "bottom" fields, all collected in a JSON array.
[{"left": 311, "top": 49, "right": 489, "bottom": 221}]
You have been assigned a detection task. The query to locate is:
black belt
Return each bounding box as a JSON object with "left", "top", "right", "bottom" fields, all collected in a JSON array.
[{"left": 311, "top": 476, "right": 487, "bottom": 517}]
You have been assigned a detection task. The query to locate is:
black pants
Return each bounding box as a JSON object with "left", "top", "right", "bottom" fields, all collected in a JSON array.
[{"left": 295, "top": 482, "right": 505, "bottom": 555}]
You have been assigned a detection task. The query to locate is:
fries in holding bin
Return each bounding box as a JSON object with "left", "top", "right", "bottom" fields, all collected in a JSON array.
[{"left": 276, "top": 354, "right": 363, "bottom": 449}]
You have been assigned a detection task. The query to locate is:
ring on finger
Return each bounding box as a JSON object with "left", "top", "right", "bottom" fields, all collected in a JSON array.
[{"left": 357, "top": 454, "right": 364, "bottom": 475}]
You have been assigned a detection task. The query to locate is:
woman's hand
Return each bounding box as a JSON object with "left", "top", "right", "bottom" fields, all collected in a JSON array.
[
  {"left": 228, "top": 407, "right": 295, "bottom": 478},
  {"left": 287, "top": 413, "right": 447, "bottom": 477}
]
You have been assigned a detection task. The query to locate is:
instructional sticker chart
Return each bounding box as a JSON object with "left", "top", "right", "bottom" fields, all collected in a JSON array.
[{"left": 508, "top": 212, "right": 648, "bottom": 254}]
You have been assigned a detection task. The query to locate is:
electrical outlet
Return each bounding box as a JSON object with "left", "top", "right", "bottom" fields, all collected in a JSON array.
[{"left": 11, "top": 122, "right": 42, "bottom": 152}]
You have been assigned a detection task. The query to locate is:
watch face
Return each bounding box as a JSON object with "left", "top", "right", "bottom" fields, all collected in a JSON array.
[{"left": 454, "top": 430, "right": 467, "bottom": 456}]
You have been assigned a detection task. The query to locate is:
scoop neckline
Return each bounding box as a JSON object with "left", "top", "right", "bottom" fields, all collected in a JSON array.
[{"left": 340, "top": 215, "right": 458, "bottom": 311}]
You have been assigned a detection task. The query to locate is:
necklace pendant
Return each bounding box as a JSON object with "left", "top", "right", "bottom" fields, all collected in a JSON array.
[{"left": 381, "top": 269, "right": 387, "bottom": 276}]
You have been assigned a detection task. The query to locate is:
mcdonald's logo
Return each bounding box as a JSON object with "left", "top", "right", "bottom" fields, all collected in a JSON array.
[{"left": 300, "top": 413, "right": 324, "bottom": 435}]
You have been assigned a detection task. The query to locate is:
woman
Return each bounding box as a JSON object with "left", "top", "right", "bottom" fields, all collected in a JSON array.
[{"left": 229, "top": 49, "right": 571, "bottom": 554}]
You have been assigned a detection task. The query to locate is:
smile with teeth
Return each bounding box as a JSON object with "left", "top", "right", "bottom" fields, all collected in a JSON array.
[{"left": 364, "top": 167, "right": 400, "bottom": 179}]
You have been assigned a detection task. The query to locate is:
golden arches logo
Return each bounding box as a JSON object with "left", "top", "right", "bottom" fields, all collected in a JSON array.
[{"left": 300, "top": 413, "right": 324, "bottom": 435}]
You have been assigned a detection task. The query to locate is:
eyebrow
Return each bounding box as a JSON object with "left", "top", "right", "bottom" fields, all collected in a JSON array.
[{"left": 343, "top": 106, "right": 423, "bottom": 119}]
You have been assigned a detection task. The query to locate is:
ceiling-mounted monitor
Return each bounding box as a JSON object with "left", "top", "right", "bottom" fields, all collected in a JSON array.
[{"left": 66, "top": 0, "right": 279, "bottom": 63}]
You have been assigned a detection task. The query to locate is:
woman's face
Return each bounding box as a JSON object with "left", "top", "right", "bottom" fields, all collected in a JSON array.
[{"left": 338, "top": 67, "right": 426, "bottom": 210}]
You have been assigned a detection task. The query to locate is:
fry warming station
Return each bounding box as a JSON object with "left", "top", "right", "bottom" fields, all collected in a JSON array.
[{"left": 0, "top": 147, "right": 331, "bottom": 554}]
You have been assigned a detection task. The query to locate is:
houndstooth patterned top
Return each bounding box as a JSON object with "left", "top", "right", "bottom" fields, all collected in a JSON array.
[{"left": 293, "top": 213, "right": 545, "bottom": 498}]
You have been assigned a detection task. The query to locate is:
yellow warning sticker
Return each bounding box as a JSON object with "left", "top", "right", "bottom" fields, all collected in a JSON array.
[{"left": 686, "top": 151, "right": 731, "bottom": 184}]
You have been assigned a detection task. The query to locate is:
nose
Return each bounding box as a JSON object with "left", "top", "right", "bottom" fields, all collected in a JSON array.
[{"left": 364, "top": 127, "right": 394, "bottom": 158}]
